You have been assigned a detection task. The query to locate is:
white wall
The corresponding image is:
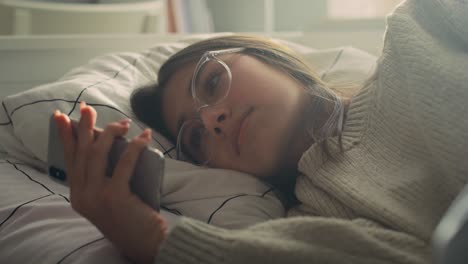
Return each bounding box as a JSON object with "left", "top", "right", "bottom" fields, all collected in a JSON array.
[
  {"left": 206, "top": 0, "right": 328, "bottom": 32},
  {"left": 0, "top": 0, "right": 167, "bottom": 35},
  {"left": 206, "top": 0, "right": 267, "bottom": 32},
  {"left": 0, "top": 2, "right": 13, "bottom": 35},
  {"left": 205, "top": 0, "right": 387, "bottom": 32}
]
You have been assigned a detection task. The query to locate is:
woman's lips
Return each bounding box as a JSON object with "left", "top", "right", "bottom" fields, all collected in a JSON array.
[{"left": 235, "top": 107, "right": 253, "bottom": 155}]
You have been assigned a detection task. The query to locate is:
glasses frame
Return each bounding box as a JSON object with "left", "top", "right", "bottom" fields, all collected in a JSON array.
[
  {"left": 176, "top": 47, "right": 246, "bottom": 162},
  {"left": 191, "top": 47, "right": 246, "bottom": 111}
]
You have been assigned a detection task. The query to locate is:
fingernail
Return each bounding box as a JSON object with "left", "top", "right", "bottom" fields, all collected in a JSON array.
[
  {"left": 119, "top": 118, "right": 132, "bottom": 125},
  {"left": 80, "top": 101, "right": 87, "bottom": 111},
  {"left": 54, "top": 109, "right": 61, "bottom": 117},
  {"left": 139, "top": 129, "right": 152, "bottom": 141},
  {"left": 139, "top": 129, "right": 148, "bottom": 137}
]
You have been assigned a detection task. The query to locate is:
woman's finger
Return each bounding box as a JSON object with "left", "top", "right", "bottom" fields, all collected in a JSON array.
[
  {"left": 112, "top": 129, "right": 152, "bottom": 187},
  {"left": 74, "top": 102, "right": 97, "bottom": 187},
  {"left": 87, "top": 120, "right": 131, "bottom": 186},
  {"left": 54, "top": 110, "right": 76, "bottom": 175}
]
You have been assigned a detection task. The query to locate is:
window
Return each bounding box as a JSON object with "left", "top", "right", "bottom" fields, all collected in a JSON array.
[{"left": 327, "top": 0, "right": 403, "bottom": 19}]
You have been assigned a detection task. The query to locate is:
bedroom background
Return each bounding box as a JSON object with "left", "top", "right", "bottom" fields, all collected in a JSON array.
[
  {"left": 0, "top": 0, "right": 402, "bottom": 36},
  {"left": 0, "top": 0, "right": 402, "bottom": 100}
]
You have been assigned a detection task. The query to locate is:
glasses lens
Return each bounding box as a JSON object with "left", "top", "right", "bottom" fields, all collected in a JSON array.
[
  {"left": 177, "top": 119, "right": 212, "bottom": 165},
  {"left": 193, "top": 58, "right": 231, "bottom": 106}
]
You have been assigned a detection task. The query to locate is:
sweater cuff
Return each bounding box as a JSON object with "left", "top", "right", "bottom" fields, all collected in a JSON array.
[{"left": 156, "top": 217, "right": 234, "bottom": 264}]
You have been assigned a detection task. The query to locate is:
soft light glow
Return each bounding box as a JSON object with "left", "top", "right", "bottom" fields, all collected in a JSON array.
[{"left": 328, "top": 0, "right": 403, "bottom": 19}]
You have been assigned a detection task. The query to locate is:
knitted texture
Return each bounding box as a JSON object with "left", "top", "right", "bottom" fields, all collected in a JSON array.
[{"left": 156, "top": 0, "right": 468, "bottom": 263}]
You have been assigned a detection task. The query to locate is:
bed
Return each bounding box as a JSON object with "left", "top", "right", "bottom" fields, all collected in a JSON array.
[{"left": 0, "top": 32, "right": 381, "bottom": 263}]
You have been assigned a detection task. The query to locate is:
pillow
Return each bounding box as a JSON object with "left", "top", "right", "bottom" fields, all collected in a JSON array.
[
  {"left": 0, "top": 34, "right": 377, "bottom": 225},
  {"left": 274, "top": 37, "right": 377, "bottom": 85},
  {"left": 303, "top": 46, "right": 377, "bottom": 85},
  {"left": 0, "top": 34, "right": 289, "bottom": 230}
]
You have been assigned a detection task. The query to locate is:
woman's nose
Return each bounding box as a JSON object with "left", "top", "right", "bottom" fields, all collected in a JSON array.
[{"left": 199, "top": 105, "right": 230, "bottom": 135}]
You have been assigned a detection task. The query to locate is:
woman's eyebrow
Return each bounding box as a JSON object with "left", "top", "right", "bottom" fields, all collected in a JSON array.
[{"left": 176, "top": 75, "right": 194, "bottom": 134}]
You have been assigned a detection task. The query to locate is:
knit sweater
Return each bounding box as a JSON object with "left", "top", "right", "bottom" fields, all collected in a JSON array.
[{"left": 156, "top": 0, "right": 468, "bottom": 263}]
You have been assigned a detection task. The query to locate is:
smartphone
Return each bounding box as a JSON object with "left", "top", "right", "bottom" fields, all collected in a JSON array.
[{"left": 47, "top": 114, "right": 164, "bottom": 211}]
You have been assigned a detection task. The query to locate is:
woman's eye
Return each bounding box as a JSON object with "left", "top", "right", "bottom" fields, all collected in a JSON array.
[{"left": 204, "top": 72, "right": 221, "bottom": 97}]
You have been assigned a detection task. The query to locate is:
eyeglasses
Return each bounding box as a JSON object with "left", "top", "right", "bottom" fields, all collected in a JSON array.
[{"left": 176, "top": 47, "right": 245, "bottom": 165}]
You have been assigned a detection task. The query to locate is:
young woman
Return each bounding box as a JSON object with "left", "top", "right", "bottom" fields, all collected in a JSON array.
[{"left": 53, "top": 0, "right": 468, "bottom": 263}]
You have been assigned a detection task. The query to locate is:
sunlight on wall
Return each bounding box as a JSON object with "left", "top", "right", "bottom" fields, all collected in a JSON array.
[{"left": 328, "top": 0, "right": 403, "bottom": 19}]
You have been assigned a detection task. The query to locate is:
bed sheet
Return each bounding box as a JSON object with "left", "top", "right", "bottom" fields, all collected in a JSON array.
[
  {"left": 0, "top": 154, "right": 160, "bottom": 263},
  {"left": 0, "top": 150, "right": 280, "bottom": 264}
]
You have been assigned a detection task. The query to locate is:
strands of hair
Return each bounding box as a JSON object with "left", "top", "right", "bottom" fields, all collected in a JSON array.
[{"left": 305, "top": 86, "right": 345, "bottom": 145}]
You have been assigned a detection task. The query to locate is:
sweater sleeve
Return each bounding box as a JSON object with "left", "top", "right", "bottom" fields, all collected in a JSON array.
[{"left": 156, "top": 217, "right": 428, "bottom": 264}]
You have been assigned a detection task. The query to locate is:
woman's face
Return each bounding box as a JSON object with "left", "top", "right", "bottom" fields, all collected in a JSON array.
[{"left": 161, "top": 52, "right": 309, "bottom": 178}]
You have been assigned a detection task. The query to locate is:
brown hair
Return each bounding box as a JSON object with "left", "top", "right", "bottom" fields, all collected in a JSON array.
[
  {"left": 130, "top": 34, "right": 355, "bottom": 208},
  {"left": 131, "top": 34, "right": 353, "bottom": 140}
]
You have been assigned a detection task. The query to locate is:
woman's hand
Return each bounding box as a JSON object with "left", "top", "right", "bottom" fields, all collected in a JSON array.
[{"left": 53, "top": 102, "right": 167, "bottom": 264}]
